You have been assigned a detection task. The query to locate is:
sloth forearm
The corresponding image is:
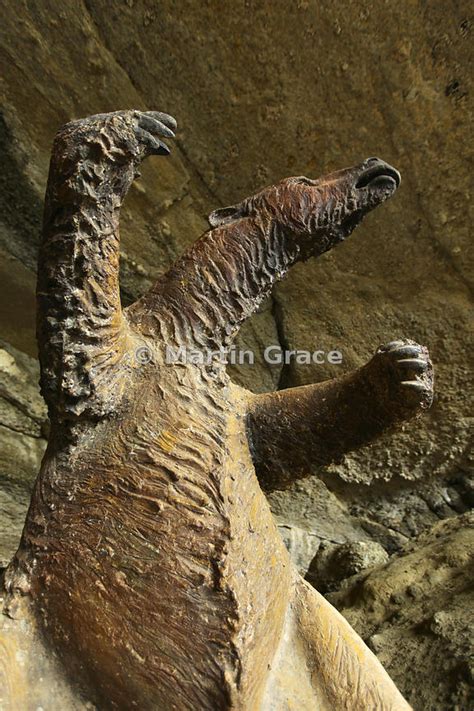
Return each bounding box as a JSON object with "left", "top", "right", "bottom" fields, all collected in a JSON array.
[
  {"left": 246, "top": 357, "right": 419, "bottom": 491},
  {"left": 38, "top": 118, "right": 137, "bottom": 415}
]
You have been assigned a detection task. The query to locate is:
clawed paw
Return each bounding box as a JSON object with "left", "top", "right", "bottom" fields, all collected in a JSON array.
[
  {"left": 59, "top": 109, "right": 177, "bottom": 165},
  {"left": 376, "top": 339, "right": 434, "bottom": 410}
]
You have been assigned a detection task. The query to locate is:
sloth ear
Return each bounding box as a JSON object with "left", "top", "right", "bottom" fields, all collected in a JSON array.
[{"left": 208, "top": 201, "right": 248, "bottom": 228}]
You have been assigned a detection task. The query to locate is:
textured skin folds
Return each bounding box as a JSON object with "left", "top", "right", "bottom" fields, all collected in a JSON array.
[{"left": 1, "top": 111, "right": 433, "bottom": 710}]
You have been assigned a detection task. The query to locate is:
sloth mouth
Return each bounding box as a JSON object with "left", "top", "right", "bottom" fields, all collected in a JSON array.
[
  {"left": 355, "top": 163, "right": 401, "bottom": 190},
  {"left": 341, "top": 209, "right": 364, "bottom": 233}
]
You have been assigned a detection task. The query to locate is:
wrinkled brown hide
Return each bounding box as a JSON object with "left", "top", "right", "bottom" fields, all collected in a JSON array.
[{"left": 1, "top": 111, "right": 433, "bottom": 710}]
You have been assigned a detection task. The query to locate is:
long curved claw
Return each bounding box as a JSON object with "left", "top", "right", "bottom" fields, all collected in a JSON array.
[
  {"left": 383, "top": 340, "right": 405, "bottom": 350},
  {"left": 135, "top": 127, "right": 170, "bottom": 156},
  {"left": 144, "top": 110, "right": 177, "bottom": 133},
  {"left": 389, "top": 344, "right": 422, "bottom": 357},
  {"left": 401, "top": 379, "right": 431, "bottom": 392},
  {"left": 397, "top": 358, "right": 429, "bottom": 372},
  {"left": 137, "top": 113, "right": 176, "bottom": 139}
]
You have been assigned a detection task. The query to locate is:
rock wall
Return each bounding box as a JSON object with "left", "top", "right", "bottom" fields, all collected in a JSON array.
[
  {"left": 0, "top": 2, "right": 472, "bottom": 708},
  {"left": 328, "top": 513, "right": 474, "bottom": 710}
]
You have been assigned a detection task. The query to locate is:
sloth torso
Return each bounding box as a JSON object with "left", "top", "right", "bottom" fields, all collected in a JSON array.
[{"left": 22, "top": 363, "right": 291, "bottom": 710}]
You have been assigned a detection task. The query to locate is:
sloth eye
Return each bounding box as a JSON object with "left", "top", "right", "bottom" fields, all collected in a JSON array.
[{"left": 294, "top": 177, "right": 315, "bottom": 186}]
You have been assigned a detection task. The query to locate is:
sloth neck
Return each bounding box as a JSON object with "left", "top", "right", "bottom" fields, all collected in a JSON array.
[{"left": 130, "top": 218, "right": 300, "bottom": 351}]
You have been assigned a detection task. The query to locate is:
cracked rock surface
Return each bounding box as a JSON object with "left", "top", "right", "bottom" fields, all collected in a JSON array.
[
  {"left": 327, "top": 513, "right": 474, "bottom": 711},
  {"left": 0, "top": 2, "right": 472, "bottom": 708},
  {"left": 0, "top": 341, "right": 47, "bottom": 568}
]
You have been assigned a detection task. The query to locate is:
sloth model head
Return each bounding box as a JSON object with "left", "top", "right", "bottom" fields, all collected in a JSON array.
[{"left": 209, "top": 156, "right": 401, "bottom": 258}]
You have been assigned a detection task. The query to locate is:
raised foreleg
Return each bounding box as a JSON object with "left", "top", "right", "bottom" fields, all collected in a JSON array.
[
  {"left": 247, "top": 340, "right": 433, "bottom": 491},
  {"left": 37, "top": 110, "right": 176, "bottom": 420}
]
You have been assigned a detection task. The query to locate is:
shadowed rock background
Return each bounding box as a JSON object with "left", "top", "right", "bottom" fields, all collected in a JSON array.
[{"left": 0, "top": 1, "right": 472, "bottom": 709}]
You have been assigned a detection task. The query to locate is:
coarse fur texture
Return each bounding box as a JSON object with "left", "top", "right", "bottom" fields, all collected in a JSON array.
[{"left": 1, "top": 110, "right": 433, "bottom": 710}]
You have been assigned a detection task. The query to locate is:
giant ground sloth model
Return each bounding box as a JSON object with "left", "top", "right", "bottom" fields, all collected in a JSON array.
[{"left": 0, "top": 110, "right": 433, "bottom": 710}]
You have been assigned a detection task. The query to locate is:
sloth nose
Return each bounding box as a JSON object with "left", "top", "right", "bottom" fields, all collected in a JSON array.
[{"left": 355, "top": 158, "right": 401, "bottom": 189}]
